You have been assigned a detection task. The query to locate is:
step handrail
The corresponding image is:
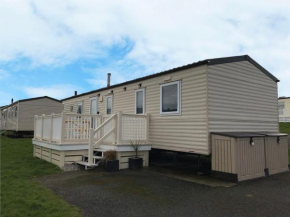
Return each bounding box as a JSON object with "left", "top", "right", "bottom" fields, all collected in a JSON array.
[
  {"left": 94, "top": 127, "right": 115, "bottom": 148},
  {"left": 88, "top": 127, "right": 115, "bottom": 164},
  {"left": 93, "top": 113, "right": 117, "bottom": 133}
]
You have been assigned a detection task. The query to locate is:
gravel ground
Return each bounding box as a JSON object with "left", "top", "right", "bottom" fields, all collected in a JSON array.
[{"left": 36, "top": 168, "right": 290, "bottom": 217}]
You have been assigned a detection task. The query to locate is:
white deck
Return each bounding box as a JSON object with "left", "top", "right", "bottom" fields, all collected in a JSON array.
[
  {"left": 32, "top": 139, "right": 151, "bottom": 152},
  {"left": 33, "top": 112, "right": 151, "bottom": 168}
]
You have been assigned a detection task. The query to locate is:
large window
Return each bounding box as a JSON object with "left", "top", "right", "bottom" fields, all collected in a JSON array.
[
  {"left": 135, "top": 89, "right": 145, "bottom": 114},
  {"left": 77, "top": 101, "right": 83, "bottom": 114},
  {"left": 160, "top": 81, "right": 181, "bottom": 115},
  {"left": 106, "top": 96, "right": 113, "bottom": 115}
]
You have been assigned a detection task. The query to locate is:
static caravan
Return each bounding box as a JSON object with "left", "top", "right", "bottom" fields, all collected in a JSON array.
[
  {"left": 1, "top": 96, "right": 63, "bottom": 135},
  {"left": 32, "top": 55, "right": 289, "bottom": 179},
  {"left": 278, "top": 96, "right": 290, "bottom": 122}
]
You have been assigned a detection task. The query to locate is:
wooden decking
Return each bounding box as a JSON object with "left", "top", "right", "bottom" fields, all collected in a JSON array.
[{"left": 33, "top": 111, "right": 151, "bottom": 169}]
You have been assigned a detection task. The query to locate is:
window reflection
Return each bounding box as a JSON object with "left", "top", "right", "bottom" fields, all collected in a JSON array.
[{"left": 162, "top": 84, "right": 178, "bottom": 112}]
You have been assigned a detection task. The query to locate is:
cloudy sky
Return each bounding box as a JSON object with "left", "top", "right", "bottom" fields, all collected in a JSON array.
[{"left": 0, "top": 0, "right": 289, "bottom": 105}]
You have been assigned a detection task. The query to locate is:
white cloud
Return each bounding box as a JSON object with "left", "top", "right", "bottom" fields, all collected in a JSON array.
[
  {"left": 0, "top": 0, "right": 290, "bottom": 95},
  {"left": 23, "top": 84, "right": 82, "bottom": 99}
]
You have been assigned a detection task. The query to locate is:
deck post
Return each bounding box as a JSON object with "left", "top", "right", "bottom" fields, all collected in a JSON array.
[
  {"left": 49, "top": 113, "right": 54, "bottom": 142},
  {"left": 117, "top": 111, "right": 122, "bottom": 144},
  {"left": 99, "top": 115, "right": 103, "bottom": 139},
  {"left": 146, "top": 113, "right": 149, "bottom": 143},
  {"left": 41, "top": 114, "right": 45, "bottom": 141},
  {"left": 34, "top": 115, "right": 37, "bottom": 139},
  {"left": 88, "top": 129, "right": 94, "bottom": 165},
  {"left": 60, "top": 112, "right": 66, "bottom": 143}
]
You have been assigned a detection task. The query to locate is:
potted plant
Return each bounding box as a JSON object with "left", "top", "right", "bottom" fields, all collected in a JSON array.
[
  {"left": 104, "top": 150, "right": 119, "bottom": 172},
  {"left": 129, "top": 140, "right": 143, "bottom": 170}
]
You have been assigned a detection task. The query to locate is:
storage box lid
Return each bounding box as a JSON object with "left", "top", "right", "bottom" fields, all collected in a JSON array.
[
  {"left": 255, "top": 132, "right": 288, "bottom": 137},
  {"left": 211, "top": 132, "right": 265, "bottom": 138}
]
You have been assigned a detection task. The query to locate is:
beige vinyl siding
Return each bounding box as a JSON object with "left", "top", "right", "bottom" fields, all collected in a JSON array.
[
  {"left": 208, "top": 61, "right": 279, "bottom": 133},
  {"left": 18, "top": 98, "right": 63, "bottom": 131},
  {"left": 63, "top": 65, "right": 210, "bottom": 155}
]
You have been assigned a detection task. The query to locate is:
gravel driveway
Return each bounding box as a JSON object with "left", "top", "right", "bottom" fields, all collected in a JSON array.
[{"left": 37, "top": 168, "right": 290, "bottom": 217}]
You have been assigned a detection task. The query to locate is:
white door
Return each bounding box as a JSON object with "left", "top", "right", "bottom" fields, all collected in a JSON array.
[{"left": 90, "top": 97, "right": 98, "bottom": 129}]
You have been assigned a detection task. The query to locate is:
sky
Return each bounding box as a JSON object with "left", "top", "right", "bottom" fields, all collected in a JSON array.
[{"left": 0, "top": 0, "right": 290, "bottom": 106}]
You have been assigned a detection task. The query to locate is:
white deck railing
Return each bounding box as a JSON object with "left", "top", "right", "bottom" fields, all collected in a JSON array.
[
  {"left": 87, "top": 111, "right": 149, "bottom": 164},
  {"left": 279, "top": 109, "right": 290, "bottom": 123},
  {"left": 34, "top": 112, "right": 149, "bottom": 144}
]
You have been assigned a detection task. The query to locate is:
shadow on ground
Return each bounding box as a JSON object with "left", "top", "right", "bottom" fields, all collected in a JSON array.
[{"left": 149, "top": 150, "right": 235, "bottom": 187}]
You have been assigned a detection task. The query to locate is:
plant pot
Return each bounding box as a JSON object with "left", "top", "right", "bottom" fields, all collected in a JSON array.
[
  {"left": 105, "top": 160, "right": 119, "bottom": 172},
  {"left": 129, "top": 157, "right": 143, "bottom": 170}
]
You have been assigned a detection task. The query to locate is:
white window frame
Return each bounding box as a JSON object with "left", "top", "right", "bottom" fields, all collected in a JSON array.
[
  {"left": 160, "top": 80, "right": 181, "bottom": 116},
  {"left": 106, "top": 95, "right": 113, "bottom": 115},
  {"left": 76, "top": 101, "right": 83, "bottom": 114},
  {"left": 89, "top": 97, "right": 98, "bottom": 115},
  {"left": 135, "top": 89, "right": 145, "bottom": 115}
]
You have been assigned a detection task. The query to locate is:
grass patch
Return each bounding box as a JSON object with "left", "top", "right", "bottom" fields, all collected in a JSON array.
[
  {"left": 279, "top": 122, "right": 290, "bottom": 134},
  {"left": 0, "top": 136, "right": 82, "bottom": 217},
  {"left": 279, "top": 123, "right": 290, "bottom": 163}
]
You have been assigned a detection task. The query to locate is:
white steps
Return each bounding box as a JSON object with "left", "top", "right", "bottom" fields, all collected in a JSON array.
[
  {"left": 75, "top": 147, "right": 108, "bottom": 170},
  {"left": 94, "top": 148, "right": 108, "bottom": 152},
  {"left": 75, "top": 161, "right": 100, "bottom": 170},
  {"left": 82, "top": 155, "right": 104, "bottom": 160}
]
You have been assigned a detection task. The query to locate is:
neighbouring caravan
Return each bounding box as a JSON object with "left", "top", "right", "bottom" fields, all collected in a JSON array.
[
  {"left": 1, "top": 96, "right": 63, "bottom": 134},
  {"left": 32, "top": 55, "right": 289, "bottom": 179},
  {"left": 278, "top": 96, "right": 290, "bottom": 122}
]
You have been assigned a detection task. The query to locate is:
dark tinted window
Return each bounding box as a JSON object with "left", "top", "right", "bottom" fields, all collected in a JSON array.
[
  {"left": 162, "top": 84, "right": 178, "bottom": 112},
  {"left": 107, "top": 97, "right": 112, "bottom": 114},
  {"left": 136, "top": 91, "right": 144, "bottom": 114}
]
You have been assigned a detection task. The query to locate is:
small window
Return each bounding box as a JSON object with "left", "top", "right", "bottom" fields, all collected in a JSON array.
[
  {"left": 70, "top": 106, "right": 73, "bottom": 112},
  {"left": 160, "top": 81, "right": 181, "bottom": 115},
  {"left": 77, "top": 102, "right": 83, "bottom": 114},
  {"left": 106, "top": 96, "right": 113, "bottom": 115},
  {"left": 135, "top": 89, "right": 145, "bottom": 114}
]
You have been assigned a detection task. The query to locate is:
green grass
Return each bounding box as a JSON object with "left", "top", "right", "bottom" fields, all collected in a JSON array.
[
  {"left": 0, "top": 136, "right": 82, "bottom": 217},
  {"left": 279, "top": 122, "right": 290, "bottom": 134},
  {"left": 279, "top": 123, "right": 290, "bottom": 163}
]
